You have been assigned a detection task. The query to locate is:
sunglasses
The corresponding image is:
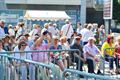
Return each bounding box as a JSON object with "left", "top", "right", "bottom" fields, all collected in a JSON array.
[
  {"left": 76, "top": 38, "right": 80, "bottom": 40},
  {"left": 21, "top": 44, "right": 26, "bottom": 46}
]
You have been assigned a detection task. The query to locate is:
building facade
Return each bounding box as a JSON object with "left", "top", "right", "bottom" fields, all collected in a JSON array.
[{"left": 0, "top": 0, "right": 104, "bottom": 27}]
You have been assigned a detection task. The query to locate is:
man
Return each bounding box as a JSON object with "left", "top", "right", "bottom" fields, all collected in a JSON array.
[
  {"left": 0, "top": 20, "right": 5, "bottom": 38},
  {"left": 70, "top": 35, "right": 85, "bottom": 71},
  {"left": 80, "top": 23, "right": 94, "bottom": 45},
  {"left": 83, "top": 37, "right": 103, "bottom": 74},
  {"left": 61, "top": 19, "right": 74, "bottom": 44}
]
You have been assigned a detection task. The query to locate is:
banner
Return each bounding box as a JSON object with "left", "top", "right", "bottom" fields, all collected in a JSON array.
[{"left": 103, "top": 0, "right": 113, "bottom": 19}]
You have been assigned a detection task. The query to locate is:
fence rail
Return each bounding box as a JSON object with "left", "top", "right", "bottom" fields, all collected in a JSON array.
[{"left": 62, "top": 69, "right": 117, "bottom": 80}]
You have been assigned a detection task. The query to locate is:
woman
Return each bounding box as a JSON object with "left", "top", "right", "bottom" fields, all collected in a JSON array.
[
  {"left": 49, "top": 36, "right": 66, "bottom": 71},
  {"left": 59, "top": 36, "right": 70, "bottom": 68},
  {"left": 101, "top": 35, "right": 117, "bottom": 74},
  {"left": 12, "top": 41, "right": 34, "bottom": 80},
  {"left": 31, "top": 35, "right": 49, "bottom": 63}
]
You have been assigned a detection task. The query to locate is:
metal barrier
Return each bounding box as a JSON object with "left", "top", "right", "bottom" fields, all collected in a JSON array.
[
  {"left": 62, "top": 69, "right": 117, "bottom": 80},
  {"left": 0, "top": 49, "right": 81, "bottom": 80},
  {"left": 0, "top": 54, "right": 61, "bottom": 80}
]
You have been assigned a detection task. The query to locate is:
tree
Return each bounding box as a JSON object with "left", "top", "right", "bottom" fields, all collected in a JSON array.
[{"left": 113, "top": 0, "right": 120, "bottom": 24}]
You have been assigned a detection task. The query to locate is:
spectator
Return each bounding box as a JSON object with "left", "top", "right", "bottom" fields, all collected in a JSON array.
[
  {"left": 83, "top": 37, "right": 103, "bottom": 74},
  {"left": 16, "top": 22, "right": 25, "bottom": 38},
  {"left": 115, "top": 36, "right": 120, "bottom": 73},
  {"left": 3, "top": 35, "right": 11, "bottom": 51},
  {"left": 31, "top": 35, "right": 49, "bottom": 63},
  {"left": 49, "top": 36, "right": 66, "bottom": 71},
  {"left": 70, "top": 35, "right": 85, "bottom": 72},
  {"left": 8, "top": 24, "right": 15, "bottom": 36},
  {"left": 0, "top": 20, "right": 5, "bottom": 38},
  {"left": 101, "top": 35, "right": 117, "bottom": 74},
  {"left": 61, "top": 19, "right": 74, "bottom": 44},
  {"left": 76, "top": 22, "right": 82, "bottom": 34},
  {"left": 80, "top": 23, "right": 94, "bottom": 45},
  {"left": 12, "top": 41, "right": 34, "bottom": 80}
]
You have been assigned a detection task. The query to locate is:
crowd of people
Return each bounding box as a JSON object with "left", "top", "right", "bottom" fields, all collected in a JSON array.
[{"left": 0, "top": 19, "right": 120, "bottom": 79}]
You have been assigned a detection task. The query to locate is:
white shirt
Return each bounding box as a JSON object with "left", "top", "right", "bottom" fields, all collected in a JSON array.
[
  {"left": 61, "top": 24, "right": 74, "bottom": 39},
  {"left": 0, "top": 27, "right": 5, "bottom": 38},
  {"left": 8, "top": 28, "right": 15, "bottom": 36},
  {"left": 12, "top": 46, "right": 32, "bottom": 60},
  {"left": 83, "top": 43, "right": 99, "bottom": 59},
  {"left": 48, "top": 26, "right": 59, "bottom": 36},
  {"left": 80, "top": 28, "right": 94, "bottom": 42}
]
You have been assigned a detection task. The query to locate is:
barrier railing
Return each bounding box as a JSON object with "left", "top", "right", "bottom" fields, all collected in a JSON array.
[
  {"left": 0, "top": 54, "right": 61, "bottom": 80},
  {"left": 0, "top": 49, "right": 81, "bottom": 80},
  {"left": 62, "top": 69, "right": 117, "bottom": 80}
]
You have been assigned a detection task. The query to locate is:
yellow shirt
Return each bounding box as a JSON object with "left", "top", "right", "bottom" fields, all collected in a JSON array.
[{"left": 101, "top": 42, "right": 115, "bottom": 56}]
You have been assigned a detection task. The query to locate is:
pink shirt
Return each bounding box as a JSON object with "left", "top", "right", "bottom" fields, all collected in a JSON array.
[{"left": 32, "top": 44, "right": 48, "bottom": 62}]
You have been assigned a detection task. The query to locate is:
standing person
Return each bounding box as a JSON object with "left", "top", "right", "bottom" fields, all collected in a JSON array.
[
  {"left": 29, "top": 24, "right": 41, "bottom": 37},
  {"left": 16, "top": 22, "right": 25, "bottom": 38},
  {"left": 41, "top": 23, "right": 49, "bottom": 35},
  {"left": 8, "top": 24, "right": 15, "bottom": 36},
  {"left": 48, "top": 23, "right": 59, "bottom": 37},
  {"left": 99, "top": 24, "right": 106, "bottom": 44},
  {"left": 83, "top": 37, "right": 103, "bottom": 74},
  {"left": 0, "top": 20, "right": 5, "bottom": 38},
  {"left": 61, "top": 19, "right": 74, "bottom": 44},
  {"left": 76, "top": 22, "right": 82, "bottom": 34},
  {"left": 12, "top": 41, "right": 34, "bottom": 80},
  {"left": 80, "top": 23, "right": 94, "bottom": 45}
]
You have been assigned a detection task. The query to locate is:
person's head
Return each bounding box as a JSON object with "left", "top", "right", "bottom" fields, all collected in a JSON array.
[
  {"left": 60, "top": 36, "right": 67, "bottom": 44},
  {"left": 49, "top": 22, "right": 53, "bottom": 27},
  {"left": 19, "top": 36, "right": 27, "bottom": 42},
  {"left": 77, "top": 33, "right": 82, "bottom": 38},
  {"left": 65, "top": 19, "right": 70, "bottom": 24},
  {"left": 83, "top": 23, "right": 88, "bottom": 28},
  {"left": 33, "top": 24, "right": 37, "bottom": 29},
  {"left": 88, "top": 37, "right": 96, "bottom": 45},
  {"left": 92, "top": 23, "right": 98, "bottom": 29},
  {"left": 107, "top": 35, "right": 114, "bottom": 44},
  {"left": 0, "top": 20, "right": 5, "bottom": 28},
  {"left": 53, "top": 23, "right": 57, "bottom": 27},
  {"left": 87, "top": 23, "right": 93, "bottom": 30},
  {"left": 18, "top": 22, "right": 24, "bottom": 27},
  {"left": 23, "top": 33, "right": 30, "bottom": 40},
  {"left": 74, "top": 36, "right": 81, "bottom": 45},
  {"left": 77, "top": 22, "right": 81, "bottom": 28},
  {"left": 8, "top": 24, "right": 13, "bottom": 29},
  {"left": 44, "top": 23, "right": 49, "bottom": 29},
  {"left": 53, "top": 36, "right": 59, "bottom": 45},
  {"left": 4, "top": 35, "right": 10, "bottom": 43},
  {"left": 36, "top": 24, "right": 41, "bottom": 29},
  {"left": 18, "top": 41, "right": 27, "bottom": 50}
]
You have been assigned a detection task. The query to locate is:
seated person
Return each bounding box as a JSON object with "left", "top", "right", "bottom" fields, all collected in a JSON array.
[
  {"left": 101, "top": 35, "right": 117, "bottom": 74},
  {"left": 70, "top": 35, "right": 85, "bottom": 71},
  {"left": 83, "top": 37, "right": 103, "bottom": 74},
  {"left": 49, "top": 36, "right": 66, "bottom": 71}
]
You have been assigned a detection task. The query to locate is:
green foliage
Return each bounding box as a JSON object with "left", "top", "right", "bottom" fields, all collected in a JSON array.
[{"left": 113, "top": 0, "right": 120, "bottom": 24}]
